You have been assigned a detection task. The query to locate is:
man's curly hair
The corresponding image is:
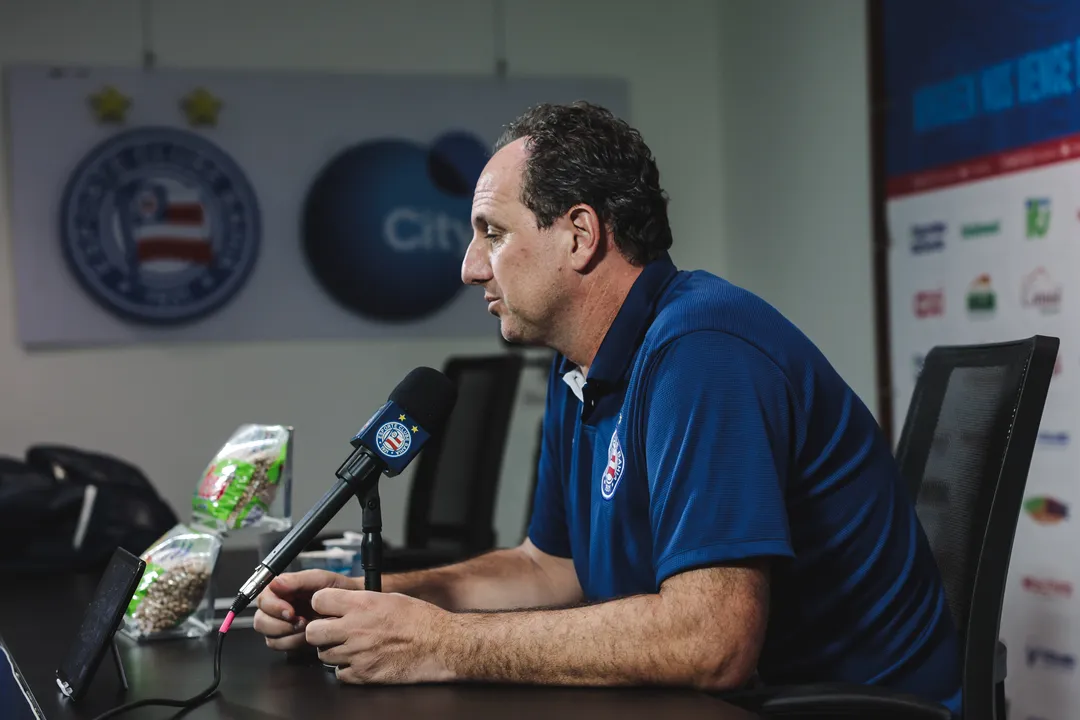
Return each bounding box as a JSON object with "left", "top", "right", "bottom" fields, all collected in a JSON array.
[{"left": 494, "top": 102, "right": 673, "bottom": 266}]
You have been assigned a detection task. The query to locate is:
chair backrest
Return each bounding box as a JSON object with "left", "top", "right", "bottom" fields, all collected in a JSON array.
[
  {"left": 894, "top": 335, "right": 1058, "bottom": 720},
  {"left": 404, "top": 353, "right": 524, "bottom": 556}
]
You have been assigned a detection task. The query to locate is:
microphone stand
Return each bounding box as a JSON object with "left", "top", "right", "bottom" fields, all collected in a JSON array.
[{"left": 359, "top": 483, "right": 382, "bottom": 592}]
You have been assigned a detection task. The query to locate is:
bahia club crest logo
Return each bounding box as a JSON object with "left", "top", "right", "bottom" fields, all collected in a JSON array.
[
  {"left": 60, "top": 127, "right": 261, "bottom": 325},
  {"left": 302, "top": 132, "right": 490, "bottom": 322},
  {"left": 601, "top": 426, "right": 626, "bottom": 500},
  {"left": 375, "top": 420, "right": 412, "bottom": 458}
]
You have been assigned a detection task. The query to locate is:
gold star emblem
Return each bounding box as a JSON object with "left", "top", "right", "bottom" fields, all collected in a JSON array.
[
  {"left": 398, "top": 415, "right": 406, "bottom": 421},
  {"left": 88, "top": 86, "right": 131, "bottom": 124},
  {"left": 180, "top": 87, "right": 222, "bottom": 126},
  {"left": 412, "top": 426, "right": 419, "bottom": 433}
]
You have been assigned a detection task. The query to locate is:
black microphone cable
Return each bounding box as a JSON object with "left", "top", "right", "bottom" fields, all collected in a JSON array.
[{"left": 88, "top": 613, "right": 234, "bottom": 720}]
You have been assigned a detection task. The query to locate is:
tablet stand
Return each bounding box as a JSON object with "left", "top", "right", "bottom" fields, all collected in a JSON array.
[
  {"left": 55, "top": 547, "right": 144, "bottom": 701},
  {"left": 109, "top": 636, "right": 128, "bottom": 691},
  {"left": 359, "top": 483, "right": 382, "bottom": 592}
]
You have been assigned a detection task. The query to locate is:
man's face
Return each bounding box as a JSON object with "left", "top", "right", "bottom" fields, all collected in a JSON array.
[{"left": 461, "top": 139, "right": 568, "bottom": 345}]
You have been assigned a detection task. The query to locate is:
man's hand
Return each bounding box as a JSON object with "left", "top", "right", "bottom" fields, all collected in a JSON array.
[
  {"left": 253, "top": 570, "right": 359, "bottom": 652},
  {"left": 305, "top": 588, "right": 455, "bottom": 684},
  {"left": 257, "top": 562, "right": 766, "bottom": 691}
]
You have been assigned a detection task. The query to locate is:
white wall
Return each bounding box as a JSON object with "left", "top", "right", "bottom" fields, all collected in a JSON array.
[
  {"left": 718, "top": 0, "right": 878, "bottom": 416},
  {"left": 0, "top": 0, "right": 727, "bottom": 546}
]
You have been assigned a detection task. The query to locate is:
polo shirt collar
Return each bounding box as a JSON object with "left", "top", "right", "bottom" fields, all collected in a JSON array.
[{"left": 559, "top": 253, "right": 679, "bottom": 401}]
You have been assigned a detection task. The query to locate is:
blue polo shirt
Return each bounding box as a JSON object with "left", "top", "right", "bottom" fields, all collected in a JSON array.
[{"left": 528, "top": 254, "right": 961, "bottom": 713}]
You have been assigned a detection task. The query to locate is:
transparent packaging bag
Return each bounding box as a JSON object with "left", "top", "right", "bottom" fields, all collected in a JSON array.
[
  {"left": 192, "top": 424, "right": 293, "bottom": 533},
  {"left": 123, "top": 424, "right": 294, "bottom": 642},
  {"left": 122, "top": 523, "right": 221, "bottom": 641}
]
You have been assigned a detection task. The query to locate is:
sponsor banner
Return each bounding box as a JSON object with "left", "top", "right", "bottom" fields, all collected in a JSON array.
[
  {"left": 5, "top": 65, "right": 629, "bottom": 347},
  {"left": 883, "top": 2, "right": 1080, "bottom": 715}
]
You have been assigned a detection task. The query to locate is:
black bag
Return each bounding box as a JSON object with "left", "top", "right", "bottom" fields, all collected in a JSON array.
[{"left": 0, "top": 445, "right": 178, "bottom": 574}]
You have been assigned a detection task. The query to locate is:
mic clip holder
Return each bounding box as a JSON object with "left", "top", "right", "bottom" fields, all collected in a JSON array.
[
  {"left": 337, "top": 445, "right": 384, "bottom": 592},
  {"left": 359, "top": 482, "right": 382, "bottom": 592}
]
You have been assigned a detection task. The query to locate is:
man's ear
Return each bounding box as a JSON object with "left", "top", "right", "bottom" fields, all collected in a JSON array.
[{"left": 567, "top": 204, "right": 605, "bottom": 271}]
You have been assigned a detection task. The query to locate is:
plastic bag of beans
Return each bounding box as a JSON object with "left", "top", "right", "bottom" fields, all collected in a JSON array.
[
  {"left": 122, "top": 523, "right": 221, "bottom": 641},
  {"left": 192, "top": 424, "right": 291, "bottom": 532}
]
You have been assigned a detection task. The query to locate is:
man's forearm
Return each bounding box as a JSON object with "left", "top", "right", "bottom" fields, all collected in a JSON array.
[
  {"left": 435, "top": 589, "right": 754, "bottom": 691},
  {"left": 370, "top": 545, "right": 579, "bottom": 612}
]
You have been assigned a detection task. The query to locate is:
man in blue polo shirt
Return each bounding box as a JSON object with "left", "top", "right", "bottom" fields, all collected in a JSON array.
[{"left": 253, "top": 102, "right": 961, "bottom": 714}]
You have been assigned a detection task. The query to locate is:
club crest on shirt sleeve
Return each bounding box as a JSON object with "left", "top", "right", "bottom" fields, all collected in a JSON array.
[{"left": 601, "top": 427, "right": 625, "bottom": 500}]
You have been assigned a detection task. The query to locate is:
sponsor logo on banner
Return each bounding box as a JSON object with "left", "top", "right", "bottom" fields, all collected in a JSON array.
[
  {"left": 961, "top": 220, "right": 1000, "bottom": 238},
  {"left": 910, "top": 222, "right": 946, "bottom": 254},
  {"left": 914, "top": 290, "right": 945, "bottom": 318},
  {"left": 60, "top": 128, "right": 261, "bottom": 325},
  {"left": 1023, "top": 576, "right": 1074, "bottom": 598},
  {"left": 966, "top": 274, "right": 996, "bottom": 314},
  {"left": 1038, "top": 431, "right": 1070, "bottom": 446},
  {"left": 1024, "top": 496, "right": 1070, "bottom": 524},
  {"left": 302, "top": 132, "right": 489, "bottom": 321},
  {"left": 1026, "top": 645, "right": 1075, "bottom": 672},
  {"left": 1026, "top": 197, "right": 1051, "bottom": 238},
  {"left": 1021, "top": 268, "right": 1063, "bottom": 314}
]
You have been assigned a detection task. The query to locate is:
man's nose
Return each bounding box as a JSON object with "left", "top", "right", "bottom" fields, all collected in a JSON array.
[{"left": 461, "top": 236, "right": 492, "bottom": 286}]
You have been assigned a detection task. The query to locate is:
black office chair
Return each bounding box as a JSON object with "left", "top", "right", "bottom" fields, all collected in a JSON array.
[
  {"left": 724, "top": 335, "right": 1058, "bottom": 720},
  {"left": 522, "top": 418, "right": 543, "bottom": 543},
  {"left": 381, "top": 353, "right": 524, "bottom": 572}
]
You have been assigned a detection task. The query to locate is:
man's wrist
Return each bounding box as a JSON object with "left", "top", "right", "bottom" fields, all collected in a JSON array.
[{"left": 419, "top": 604, "right": 462, "bottom": 682}]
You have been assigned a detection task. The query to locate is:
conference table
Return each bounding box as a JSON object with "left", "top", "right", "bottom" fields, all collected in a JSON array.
[{"left": 0, "top": 550, "right": 761, "bottom": 719}]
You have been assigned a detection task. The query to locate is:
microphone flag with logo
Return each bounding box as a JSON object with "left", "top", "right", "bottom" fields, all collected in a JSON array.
[{"left": 228, "top": 366, "right": 458, "bottom": 616}]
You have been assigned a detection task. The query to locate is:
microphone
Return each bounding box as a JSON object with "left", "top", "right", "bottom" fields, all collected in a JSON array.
[{"left": 224, "top": 367, "right": 458, "bottom": 623}]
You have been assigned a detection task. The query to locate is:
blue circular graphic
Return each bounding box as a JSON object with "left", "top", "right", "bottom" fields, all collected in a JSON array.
[
  {"left": 302, "top": 132, "right": 489, "bottom": 322},
  {"left": 60, "top": 127, "right": 261, "bottom": 325},
  {"left": 429, "top": 132, "right": 490, "bottom": 196},
  {"left": 376, "top": 421, "right": 412, "bottom": 458}
]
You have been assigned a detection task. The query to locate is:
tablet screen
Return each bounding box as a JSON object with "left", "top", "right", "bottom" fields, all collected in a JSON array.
[{"left": 0, "top": 638, "right": 46, "bottom": 720}]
